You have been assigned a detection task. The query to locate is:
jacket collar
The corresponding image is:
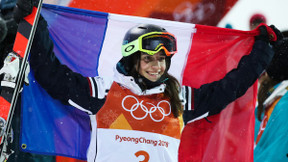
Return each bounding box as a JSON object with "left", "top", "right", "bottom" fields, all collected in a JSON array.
[
  {"left": 264, "top": 80, "right": 288, "bottom": 107},
  {"left": 113, "top": 66, "right": 166, "bottom": 96}
]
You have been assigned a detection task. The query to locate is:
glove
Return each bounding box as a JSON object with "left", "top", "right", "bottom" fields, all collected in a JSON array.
[
  {"left": 255, "top": 25, "right": 270, "bottom": 43},
  {"left": 0, "top": 52, "right": 30, "bottom": 87},
  {"left": 0, "top": 53, "right": 20, "bottom": 83},
  {"left": 13, "top": 0, "right": 37, "bottom": 23},
  {"left": 269, "top": 25, "right": 284, "bottom": 49},
  {"left": 266, "top": 38, "right": 288, "bottom": 81}
]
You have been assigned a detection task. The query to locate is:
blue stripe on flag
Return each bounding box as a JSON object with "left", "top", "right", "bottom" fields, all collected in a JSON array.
[
  {"left": 21, "top": 4, "right": 109, "bottom": 160},
  {"left": 41, "top": 3, "right": 109, "bottom": 76},
  {"left": 22, "top": 73, "right": 91, "bottom": 159}
]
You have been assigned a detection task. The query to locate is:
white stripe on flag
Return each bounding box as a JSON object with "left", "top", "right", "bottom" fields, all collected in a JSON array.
[{"left": 98, "top": 13, "right": 196, "bottom": 84}]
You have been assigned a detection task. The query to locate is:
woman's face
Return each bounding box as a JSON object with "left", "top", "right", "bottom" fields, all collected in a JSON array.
[{"left": 138, "top": 51, "right": 167, "bottom": 82}]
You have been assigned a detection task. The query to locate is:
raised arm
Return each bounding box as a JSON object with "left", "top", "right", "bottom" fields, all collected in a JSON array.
[
  {"left": 183, "top": 25, "right": 281, "bottom": 123},
  {"left": 28, "top": 16, "right": 107, "bottom": 114}
]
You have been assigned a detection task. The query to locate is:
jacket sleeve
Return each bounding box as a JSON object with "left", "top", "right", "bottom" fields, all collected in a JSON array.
[
  {"left": 29, "top": 16, "right": 105, "bottom": 115},
  {"left": 183, "top": 40, "right": 274, "bottom": 124}
]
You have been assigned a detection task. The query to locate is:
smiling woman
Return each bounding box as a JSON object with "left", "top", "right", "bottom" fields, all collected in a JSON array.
[
  {"left": 116, "top": 24, "right": 183, "bottom": 119},
  {"left": 138, "top": 52, "right": 167, "bottom": 82}
]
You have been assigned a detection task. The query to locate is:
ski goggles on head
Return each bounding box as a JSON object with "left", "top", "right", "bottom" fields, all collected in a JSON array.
[{"left": 122, "top": 32, "right": 177, "bottom": 57}]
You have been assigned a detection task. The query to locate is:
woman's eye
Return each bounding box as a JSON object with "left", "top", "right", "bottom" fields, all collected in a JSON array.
[
  {"left": 142, "top": 55, "right": 166, "bottom": 63},
  {"left": 143, "top": 56, "right": 152, "bottom": 62}
]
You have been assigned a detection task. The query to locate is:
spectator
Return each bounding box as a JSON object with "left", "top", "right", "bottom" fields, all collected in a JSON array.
[
  {"left": 0, "top": 0, "right": 55, "bottom": 161},
  {"left": 225, "top": 23, "right": 233, "bottom": 29},
  {"left": 0, "top": 0, "right": 18, "bottom": 69},
  {"left": 0, "top": 15, "right": 8, "bottom": 43},
  {"left": 254, "top": 31, "right": 288, "bottom": 161},
  {"left": 250, "top": 13, "right": 267, "bottom": 30}
]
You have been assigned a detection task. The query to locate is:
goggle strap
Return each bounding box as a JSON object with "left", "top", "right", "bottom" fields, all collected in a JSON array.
[{"left": 122, "top": 39, "right": 140, "bottom": 57}]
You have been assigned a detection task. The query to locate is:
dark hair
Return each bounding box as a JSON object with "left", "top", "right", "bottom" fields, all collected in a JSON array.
[
  {"left": 257, "top": 74, "right": 278, "bottom": 121},
  {"left": 163, "top": 73, "right": 183, "bottom": 117},
  {"left": 126, "top": 52, "right": 183, "bottom": 117}
]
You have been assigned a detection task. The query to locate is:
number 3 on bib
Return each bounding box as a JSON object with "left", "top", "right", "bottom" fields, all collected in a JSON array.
[{"left": 135, "top": 150, "right": 150, "bottom": 162}]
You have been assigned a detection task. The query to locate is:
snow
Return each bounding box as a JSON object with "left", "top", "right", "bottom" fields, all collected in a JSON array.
[{"left": 217, "top": 0, "right": 288, "bottom": 32}]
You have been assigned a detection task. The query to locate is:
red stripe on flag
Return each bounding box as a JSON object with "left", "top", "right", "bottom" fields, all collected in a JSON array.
[
  {"left": 0, "top": 97, "right": 11, "bottom": 120},
  {"left": 183, "top": 24, "right": 256, "bottom": 88},
  {"left": 179, "top": 85, "right": 257, "bottom": 162},
  {"left": 13, "top": 32, "right": 28, "bottom": 57},
  {"left": 179, "top": 24, "right": 258, "bottom": 162},
  {"left": 24, "top": 7, "right": 38, "bottom": 26}
]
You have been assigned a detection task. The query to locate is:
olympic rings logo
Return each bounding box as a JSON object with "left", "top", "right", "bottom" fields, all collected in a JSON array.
[{"left": 121, "top": 95, "right": 171, "bottom": 122}]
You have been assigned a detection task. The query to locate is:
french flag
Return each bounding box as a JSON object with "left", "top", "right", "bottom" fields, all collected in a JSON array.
[{"left": 21, "top": 3, "right": 258, "bottom": 161}]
